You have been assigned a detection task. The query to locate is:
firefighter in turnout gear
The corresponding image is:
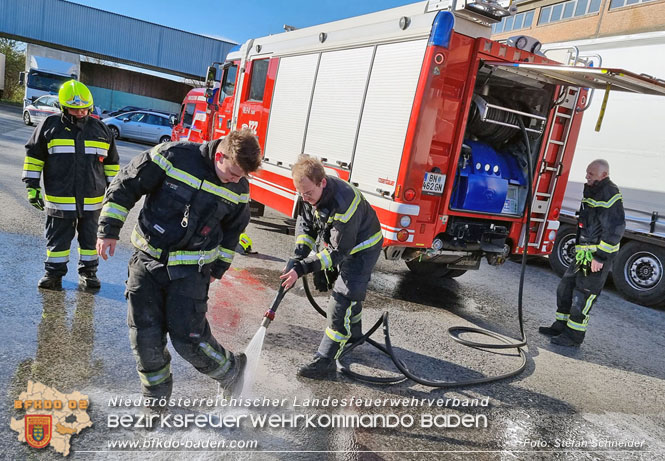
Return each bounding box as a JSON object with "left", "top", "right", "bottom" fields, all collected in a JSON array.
[
  {"left": 281, "top": 155, "right": 383, "bottom": 378},
  {"left": 22, "top": 80, "right": 119, "bottom": 291},
  {"left": 539, "top": 160, "right": 625, "bottom": 346},
  {"left": 96, "top": 130, "right": 262, "bottom": 399}
]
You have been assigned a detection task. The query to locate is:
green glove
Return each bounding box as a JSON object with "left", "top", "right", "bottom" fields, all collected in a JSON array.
[
  {"left": 27, "top": 187, "right": 45, "bottom": 211},
  {"left": 575, "top": 248, "right": 593, "bottom": 276}
]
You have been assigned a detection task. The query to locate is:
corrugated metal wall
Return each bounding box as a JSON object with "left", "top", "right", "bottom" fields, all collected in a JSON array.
[{"left": 0, "top": 0, "right": 236, "bottom": 79}]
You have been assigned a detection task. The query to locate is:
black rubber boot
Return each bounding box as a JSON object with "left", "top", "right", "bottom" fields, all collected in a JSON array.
[
  {"left": 297, "top": 354, "right": 336, "bottom": 379},
  {"left": 551, "top": 331, "right": 583, "bottom": 347},
  {"left": 38, "top": 273, "right": 63, "bottom": 291},
  {"left": 538, "top": 321, "right": 565, "bottom": 337},
  {"left": 79, "top": 272, "right": 101, "bottom": 291},
  {"left": 216, "top": 352, "right": 246, "bottom": 395}
]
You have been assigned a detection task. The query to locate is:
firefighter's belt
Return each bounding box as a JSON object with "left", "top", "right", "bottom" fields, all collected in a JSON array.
[{"left": 131, "top": 228, "right": 234, "bottom": 267}]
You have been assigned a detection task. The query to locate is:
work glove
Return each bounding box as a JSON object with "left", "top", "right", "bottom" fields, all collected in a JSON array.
[
  {"left": 575, "top": 247, "right": 594, "bottom": 276},
  {"left": 27, "top": 187, "right": 45, "bottom": 211},
  {"left": 312, "top": 267, "right": 339, "bottom": 292}
]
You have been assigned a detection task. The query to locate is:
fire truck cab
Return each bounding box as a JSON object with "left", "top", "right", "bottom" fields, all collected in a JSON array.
[
  {"left": 205, "top": 0, "right": 665, "bottom": 276},
  {"left": 171, "top": 87, "right": 213, "bottom": 143}
]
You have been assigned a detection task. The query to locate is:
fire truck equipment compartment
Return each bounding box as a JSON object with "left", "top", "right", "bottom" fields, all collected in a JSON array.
[{"left": 451, "top": 140, "right": 527, "bottom": 215}]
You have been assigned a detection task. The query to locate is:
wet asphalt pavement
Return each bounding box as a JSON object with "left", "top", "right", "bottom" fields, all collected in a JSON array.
[{"left": 1, "top": 105, "right": 664, "bottom": 460}]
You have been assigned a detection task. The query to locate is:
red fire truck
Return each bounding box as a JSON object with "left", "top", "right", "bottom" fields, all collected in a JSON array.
[
  {"left": 171, "top": 87, "right": 212, "bottom": 143},
  {"left": 190, "top": 0, "right": 665, "bottom": 276}
]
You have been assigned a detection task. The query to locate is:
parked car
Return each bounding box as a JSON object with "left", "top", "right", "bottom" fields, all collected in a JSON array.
[
  {"left": 23, "top": 94, "right": 102, "bottom": 125},
  {"left": 102, "top": 105, "right": 146, "bottom": 119},
  {"left": 23, "top": 95, "right": 60, "bottom": 126},
  {"left": 103, "top": 110, "right": 172, "bottom": 144}
]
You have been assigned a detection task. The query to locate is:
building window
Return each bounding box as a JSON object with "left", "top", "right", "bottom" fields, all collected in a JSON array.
[
  {"left": 551, "top": 3, "right": 564, "bottom": 21},
  {"left": 538, "top": 0, "right": 601, "bottom": 25},
  {"left": 610, "top": 0, "right": 656, "bottom": 9},
  {"left": 492, "top": 10, "right": 535, "bottom": 34}
]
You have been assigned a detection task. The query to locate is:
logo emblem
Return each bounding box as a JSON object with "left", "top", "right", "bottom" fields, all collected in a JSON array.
[{"left": 25, "top": 415, "right": 52, "bottom": 449}]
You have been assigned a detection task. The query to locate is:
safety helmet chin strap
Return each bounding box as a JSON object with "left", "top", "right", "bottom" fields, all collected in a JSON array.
[{"left": 63, "top": 108, "right": 89, "bottom": 126}]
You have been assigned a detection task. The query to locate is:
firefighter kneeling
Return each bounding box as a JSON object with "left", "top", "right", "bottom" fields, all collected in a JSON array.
[
  {"left": 96, "top": 130, "right": 262, "bottom": 399},
  {"left": 280, "top": 155, "right": 383, "bottom": 378}
]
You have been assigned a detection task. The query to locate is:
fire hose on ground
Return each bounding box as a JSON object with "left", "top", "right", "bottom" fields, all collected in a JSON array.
[{"left": 261, "top": 118, "right": 534, "bottom": 388}]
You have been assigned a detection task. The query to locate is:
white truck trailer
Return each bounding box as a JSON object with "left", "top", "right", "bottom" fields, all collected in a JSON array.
[
  {"left": 544, "top": 31, "right": 665, "bottom": 307},
  {"left": 19, "top": 44, "right": 80, "bottom": 108}
]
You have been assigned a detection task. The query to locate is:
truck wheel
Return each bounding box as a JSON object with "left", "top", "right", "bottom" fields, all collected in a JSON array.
[
  {"left": 23, "top": 111, "right": 32, "bottom": 126},
  {"left": 549, "top": 224, "right": 577, "bottom": 277},
  {"left": 612, "top": 241, "right": 665, "bottom": 307},
  {"left": 405, "top": 260, "right": 463, "bottom": 278}
]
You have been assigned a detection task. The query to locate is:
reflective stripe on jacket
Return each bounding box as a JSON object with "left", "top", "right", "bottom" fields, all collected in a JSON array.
[
  {"left": 98, "top": 139, "right": 250, "bottom": 280},
  {"left": 23, "top": 113, "right": 119, "bottom": 217},
  {"left": 578, "top": 177, "right": 625, "bottom": 263},
  {"left": 295, "top": 176, "right": 383, "bottom": 274}
]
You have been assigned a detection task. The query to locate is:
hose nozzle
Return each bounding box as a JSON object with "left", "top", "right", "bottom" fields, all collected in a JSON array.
[
  {"left": 261, "top": 309, "right": 275, "bottom": 328},
  {"left": 260, "top": 284, "right": 286, "bottom": 330}
]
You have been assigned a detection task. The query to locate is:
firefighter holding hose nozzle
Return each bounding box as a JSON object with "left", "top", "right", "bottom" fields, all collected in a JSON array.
[
  {"left": 280, "top": 155, "right": 383, "bottom": 379},
  {"left": 96, "top": 130, "right": 262, "bottom": 401}
]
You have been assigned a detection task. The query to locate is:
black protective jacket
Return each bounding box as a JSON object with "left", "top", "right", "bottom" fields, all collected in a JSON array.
[
  {"left": 293, "top": 176, "right": 383, "bottom": 275},
  {"left": 578, "top": 177, "right": 625, "bottom": 264},
  {"left": 98, "top": 139, "right": 250, "bottom": 280},
  {"left": 23, "top": 112, "right": 119, "bottom": 218}
]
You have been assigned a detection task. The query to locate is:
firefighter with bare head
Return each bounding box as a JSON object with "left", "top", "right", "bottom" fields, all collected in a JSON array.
[
  {"left": 539, "top": 159, "right": 625, "bottom": 347},
  {"left": 96, "top": 129, "right": 262, "bottom": 400},
  {"left": 281, "top": 155, "right": 383, "bottom": 378}
]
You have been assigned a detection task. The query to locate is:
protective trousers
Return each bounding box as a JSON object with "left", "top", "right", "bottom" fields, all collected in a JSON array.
[
  {"left": 44, "top": 211, "right": 100, "bottom": 277},
  {"left": 125, "top": 251, "right": 237, "bottom": 399},
  {"left": 317, "top": 246, "right": 382, "bottom": 360},
  {"left": 554, "top": 261, "right": 612, "bottom": 343}
]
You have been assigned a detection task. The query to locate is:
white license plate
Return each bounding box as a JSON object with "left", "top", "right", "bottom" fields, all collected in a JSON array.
[{"left": 422, "top": 172, "right": 446, "bottom": 195}]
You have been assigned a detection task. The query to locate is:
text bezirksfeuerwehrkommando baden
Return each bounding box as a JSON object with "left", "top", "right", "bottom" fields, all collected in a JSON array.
[{"left": 107, "top": 412, "right": 489, "bottom": 430}]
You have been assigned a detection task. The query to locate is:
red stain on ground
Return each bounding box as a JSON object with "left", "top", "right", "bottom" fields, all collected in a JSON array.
[{"left": 206, "top": 268, "right": 273, "bottom": 334}]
